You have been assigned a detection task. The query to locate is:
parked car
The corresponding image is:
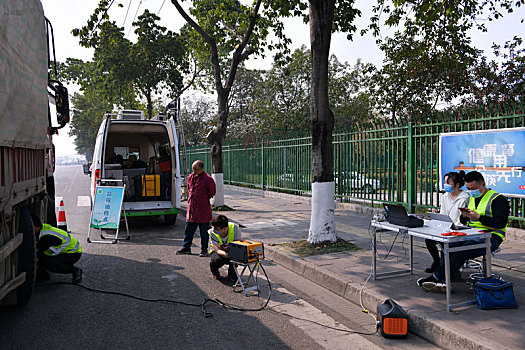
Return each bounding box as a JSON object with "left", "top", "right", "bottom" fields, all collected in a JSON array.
[
  {"left": 335, "top": 171, "right": 381, "bottom": 194},
  {"left": 277, "top": 173, "right": 309, "bottom": 189}
]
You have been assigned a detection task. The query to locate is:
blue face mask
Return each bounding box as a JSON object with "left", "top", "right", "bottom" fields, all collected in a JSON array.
[
  {"left": 443, "top": 184, "right": 453, "bottom": 193},
  {"left": 468, "top": 189, "right": 482, "bottom": 198}
]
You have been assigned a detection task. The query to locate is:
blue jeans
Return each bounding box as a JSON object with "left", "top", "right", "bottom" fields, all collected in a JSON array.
[
  {"left": 182, "top": 222, "right": 210, "bottom": 252},
  {"left": 434, "top": 235, "right": 502, "bottom": 281}
]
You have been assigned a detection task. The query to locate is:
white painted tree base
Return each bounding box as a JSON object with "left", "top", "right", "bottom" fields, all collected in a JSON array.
[
  {"left": 211, "top": 173, "right": 225, "bottom": 207},
  {"left": 308, "top": 181, "right": 336, "bottom": 244}
]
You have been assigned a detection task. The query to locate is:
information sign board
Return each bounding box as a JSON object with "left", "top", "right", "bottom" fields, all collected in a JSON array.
[
  {"left": 439, "top": 128, "right": 525, "bottom": 197},
  {"left": 91, "top": 186, "right": 125, "bottom": 229}
]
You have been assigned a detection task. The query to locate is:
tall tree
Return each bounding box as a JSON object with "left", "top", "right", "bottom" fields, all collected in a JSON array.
[
  {"left": 73, "top": 2, "right": 188, "bottom": 119},
  {"left": 170, "top": 0, "right": 285, "bottom": 206}
]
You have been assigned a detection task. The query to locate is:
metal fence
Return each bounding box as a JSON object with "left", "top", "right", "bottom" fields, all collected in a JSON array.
[{"left": 185, "top": 101, "right": 525, "bottom": 221}]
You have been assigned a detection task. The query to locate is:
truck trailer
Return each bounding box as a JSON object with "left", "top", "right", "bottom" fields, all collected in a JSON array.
[{"left": 0, "top": 0, "right": 69, "bottom": 306}]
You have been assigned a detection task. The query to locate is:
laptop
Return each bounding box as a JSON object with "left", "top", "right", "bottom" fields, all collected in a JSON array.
[
  {"left": 427, "top": 212, "right": 470, "bottom": 230},
  {"left": 383, "top": 203, "right": 424, "bottom": 227}
]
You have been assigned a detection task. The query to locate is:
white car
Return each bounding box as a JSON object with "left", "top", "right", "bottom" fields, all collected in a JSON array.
[{"left": 335, "top": 171, "right": 381, "bottom": 194}]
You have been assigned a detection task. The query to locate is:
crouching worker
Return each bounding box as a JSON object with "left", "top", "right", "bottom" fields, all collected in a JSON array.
[
  {"left": 208, "top": 215, "right": 242, "bottom": 281},
  {"left": 31, "top": 214, "right": 83, "bottom": 284}
]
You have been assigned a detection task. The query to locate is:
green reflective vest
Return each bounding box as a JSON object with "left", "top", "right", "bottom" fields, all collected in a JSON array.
[
  {"left": 39, "top": 224, "right": 82, "bottom": 256},
  {"left": 208, "top": 222, "right": 236, "bottom": 253},
  {"left": 466, "top": 189, "right": 506, "bottom": 241}
]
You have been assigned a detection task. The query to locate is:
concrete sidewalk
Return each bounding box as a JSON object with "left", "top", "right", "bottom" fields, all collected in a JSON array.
[{"left": 220, "top": 185, "right": 524, "bottom": 350}]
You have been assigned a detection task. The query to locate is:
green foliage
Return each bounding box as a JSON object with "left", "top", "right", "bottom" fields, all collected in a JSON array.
[
  {"left": 369, "top": 31, "right": 478, "bottom": 119},
  {"left": 183, "top": 47, "right": 374, "bottom": 142},
  {"left": 68, "top": 91, "right": 112, "bottom": 158},
  {"left": 181, "top": 95, "right": 216, "bottom": 146}
]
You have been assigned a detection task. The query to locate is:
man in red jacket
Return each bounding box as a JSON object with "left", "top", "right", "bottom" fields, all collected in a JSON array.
[{"left": 177, "top": 160, "right": 216, "bottom": 257}]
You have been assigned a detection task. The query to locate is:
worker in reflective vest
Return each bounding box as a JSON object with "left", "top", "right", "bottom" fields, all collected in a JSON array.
[
  {"left": 208, "top": 215, "right": 242, "bottom": 281},
  {"left": 418, "top": 171, "right": 508, "bottom": 293},
  {"left": 32, "top": 214, "right": 83, "bottom": 284}
]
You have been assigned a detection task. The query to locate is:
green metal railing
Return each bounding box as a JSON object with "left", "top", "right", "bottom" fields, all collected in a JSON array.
[{"left": 185, "top": 100, "right": 525, "bottom": 221}]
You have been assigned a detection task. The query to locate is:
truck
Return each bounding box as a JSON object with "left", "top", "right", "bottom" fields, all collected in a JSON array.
[{"left": 0, "top": 0, "right": 69, "bottom": 306}]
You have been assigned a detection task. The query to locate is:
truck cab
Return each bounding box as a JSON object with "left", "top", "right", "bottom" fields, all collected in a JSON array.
[{"left": 90, "top": 110, "right": 182, "bottom": 224}]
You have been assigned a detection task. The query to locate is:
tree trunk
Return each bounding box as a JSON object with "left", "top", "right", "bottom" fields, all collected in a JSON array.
[
  {"left": 146, "top": 91, "right": 153, "bottom": 120},
  {"left": 208, "top": 89, "right": 229, "bottom": 207},
  {"left": 307, "top": 0, "right": 337, "bottom": 244}
]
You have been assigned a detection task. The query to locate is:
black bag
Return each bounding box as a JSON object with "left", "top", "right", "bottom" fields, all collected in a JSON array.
[{"left": 387, "top": 214, "right": 424, "bottom": 228}]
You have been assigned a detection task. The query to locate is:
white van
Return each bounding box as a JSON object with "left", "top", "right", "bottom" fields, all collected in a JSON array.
[{"left": 88, "top": 110, "right": 182, "bottom": 224}]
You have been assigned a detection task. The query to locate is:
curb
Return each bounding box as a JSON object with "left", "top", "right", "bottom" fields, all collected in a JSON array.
[{"left": 265, "top": 246, "right": 501, "bottom": 350}]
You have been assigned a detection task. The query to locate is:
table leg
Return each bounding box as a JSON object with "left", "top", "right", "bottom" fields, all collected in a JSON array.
[
  {"left": 485, "top": 236, "right": 492, "bottom": 277},
  {"left": 373, "top": 226, "right": 377, "bottom": 280},
  {"left": 444, "top": 242, "right": 452, "bottom": 312},
  {"left": 409, "top": 234, "right": 413, "bottom": 275}
]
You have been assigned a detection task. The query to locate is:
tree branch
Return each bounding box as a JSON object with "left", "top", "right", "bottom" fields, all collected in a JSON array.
[
  {"left": 225, "top": 0, "right": 262, "bottom": 89},
  {"left": 170, "top": 0, "right": 223, "bottom": 93}
]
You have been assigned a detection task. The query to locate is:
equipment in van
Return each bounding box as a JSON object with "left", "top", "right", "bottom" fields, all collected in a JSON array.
[
  {"left": 427, "top": 212, "right": 470, "bottom": 230},
  {"left": 383, "top": 204, "right": 424, "bottom": 228}
]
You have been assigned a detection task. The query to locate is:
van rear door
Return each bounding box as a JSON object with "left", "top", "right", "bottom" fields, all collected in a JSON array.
[
  {"left": 91, "top": 116, "right": 111, "bottom": 201},
  {"left": 167, "top": 118, "right": 182, "bottom": 209}
]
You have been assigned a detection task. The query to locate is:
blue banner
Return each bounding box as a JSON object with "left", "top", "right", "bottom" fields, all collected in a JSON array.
[
  {"left": 91, "top": 186, "right": 125, "bottom": 229},
  {"left": 439, "top": 128, "right": 525, "bottom": 197}
]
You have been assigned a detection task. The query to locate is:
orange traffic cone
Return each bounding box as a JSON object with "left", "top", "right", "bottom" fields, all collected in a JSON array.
[{"left": 57, "top": 200, "right": 69, "bottom": 232}]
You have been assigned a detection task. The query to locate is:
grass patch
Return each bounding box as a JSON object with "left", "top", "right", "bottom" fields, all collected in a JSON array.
[
  {"left": 280, "top": 238, "right": 359, "bottom": 256},
  {"left": 212, "top": 205, "right": 235, "bottom": 211}
]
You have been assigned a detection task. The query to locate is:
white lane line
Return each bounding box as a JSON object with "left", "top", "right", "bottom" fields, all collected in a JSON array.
[
  {"left": 243, "top": 219, "right": 298, "bottom": 229},
  {"left": 77, "top": 196, "right": 91, "bottom": 207},
  {"left": 55, "top": 197, "right": 63, "bottom": 206}
]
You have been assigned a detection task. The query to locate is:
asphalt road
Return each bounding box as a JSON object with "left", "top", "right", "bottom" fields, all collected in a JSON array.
[{"left": 0, "top": 165, "right": 436, "bottom": 349}]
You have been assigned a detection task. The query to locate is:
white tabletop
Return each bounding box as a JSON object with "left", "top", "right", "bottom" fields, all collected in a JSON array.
[{"left": 370, "top": 220, "right": 492, "bottom": 243}]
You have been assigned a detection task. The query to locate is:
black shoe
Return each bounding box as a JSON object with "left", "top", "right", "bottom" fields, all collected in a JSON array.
[
  {"left": 199, "top": 251, "right": 209, "bottom": 257},
  {"left": 417, "top": 275, "right": 445, "bottom": 293},
  {"left": 176, "top": 248, "right": 192, "bottom": 255},
  {"left": 424, "top": 261, "right": 440, "bottom": 273},
  {"left": 72, "top": 267, "right": 82, "bottom": 285}
]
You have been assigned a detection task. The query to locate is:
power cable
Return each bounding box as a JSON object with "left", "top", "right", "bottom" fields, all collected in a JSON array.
[
  {"left": 157, "top": 0, "right": 167, "bottom": 15},
  {"left": 89, "top": 0, "right": 116, "bottom": 38},
  {"left": 36, "top": 263, "right": 377, "bottom": 335},
  {"left": 122, "top": 0, "right": 133, "bottom": 28},
  {"left": 126, "top": 0, "right": 143, "bottom": 38}
]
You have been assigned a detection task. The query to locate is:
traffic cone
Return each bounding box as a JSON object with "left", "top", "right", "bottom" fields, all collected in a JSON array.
[{"left": 57, "top": 200, "right": 69, "bottom": 232}]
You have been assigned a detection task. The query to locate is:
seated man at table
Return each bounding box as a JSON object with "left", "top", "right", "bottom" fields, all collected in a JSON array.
[{"left": 417, "top": 171, "right": 508, "bottom": 293}]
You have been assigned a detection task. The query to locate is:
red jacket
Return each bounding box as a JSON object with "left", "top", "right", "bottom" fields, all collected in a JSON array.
[{"left": 186, "top": 171, "right": 216, "bottom": 223}]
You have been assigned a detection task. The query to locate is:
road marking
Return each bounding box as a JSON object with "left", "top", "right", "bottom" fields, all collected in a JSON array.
[
  {"left": 77, "top": 196, "right": 91, "bottom": 207},
  {"left": 55, "top": 197, "right": 63, "bottom": 206},
  {"left": 243, "top": 219, "right": 298, "bottom": 229}
]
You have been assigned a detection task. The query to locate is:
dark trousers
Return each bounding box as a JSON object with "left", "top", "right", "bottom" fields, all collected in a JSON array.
[
  {"left": 425, "top": 239, "right": 441, "bottom": 263},
  {"left": 210, "top": 252, "right": 235, "bottom": 277},
  {"left": 182, "top": 222, "right": 210, "bottom": 252},
  {"left": 38, "top": 253, "right": 81, "bottom": 274},
  {"left": 434, "top": 235, "right": 502, "bottom": 281}
]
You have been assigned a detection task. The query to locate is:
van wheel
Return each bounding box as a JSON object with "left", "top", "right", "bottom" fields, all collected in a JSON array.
[
  {"left": 16, "top": 208, "right": 37, "bottom": 307},
  {"left": 164, "top": 214, "right": 177, "bottom": 225}
]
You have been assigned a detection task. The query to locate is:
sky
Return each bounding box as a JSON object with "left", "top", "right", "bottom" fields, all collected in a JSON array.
[{"left": 41, "top": 0, "right": 524, "bottom": 156}]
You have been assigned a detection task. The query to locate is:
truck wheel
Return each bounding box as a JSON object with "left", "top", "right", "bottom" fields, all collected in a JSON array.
[
  {"left": 164, "top": 214, "right": 177, "bottom": 226},
  {"left": 16, "top": 208, "right": 37, "bottom": 307}
]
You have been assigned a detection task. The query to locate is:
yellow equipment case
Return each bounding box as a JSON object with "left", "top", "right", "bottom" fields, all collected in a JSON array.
[
  {"left": 228, "top": 240, "right": 264, "bottom": 263},
  {"left": 141, "top": 174, "right": 161, "bottom": 197}
]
